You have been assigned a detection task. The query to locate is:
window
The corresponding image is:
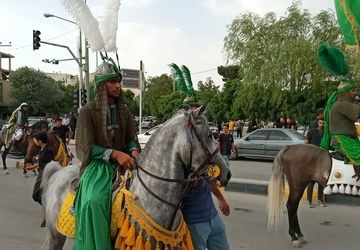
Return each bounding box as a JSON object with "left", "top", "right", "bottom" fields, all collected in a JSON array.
[
  {"left": 269, "top": 130, "right": 291, "bottom": 141},
  {"left": 247, "top": 130, "right": 268, "bottom": 140}
]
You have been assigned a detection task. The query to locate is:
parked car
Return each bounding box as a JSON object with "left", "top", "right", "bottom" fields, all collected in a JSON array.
[
  {"left": 234, "top": 128, "right": 305, "bottom": 160},
  {"left": 138, "top": 125, "right": 163, "bottom": 149}
]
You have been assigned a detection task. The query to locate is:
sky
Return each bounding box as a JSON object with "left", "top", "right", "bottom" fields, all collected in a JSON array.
[{"left": 1, "top": 0, "right": 335, "bottom": 89}]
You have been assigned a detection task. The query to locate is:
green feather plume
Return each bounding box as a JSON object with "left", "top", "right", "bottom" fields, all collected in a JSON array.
[
  {"left": 317, "top": 43, "right": 349, "bottom": 76},
  {"left": 181, "top": 65, "right": 195, "bottom": 96},
  {"left": 169, "top": 63, "right": 187, "bottom": 93}
]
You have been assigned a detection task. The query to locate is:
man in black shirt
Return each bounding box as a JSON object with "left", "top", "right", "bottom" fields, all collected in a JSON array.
[
  {"left": 52, "top": 118, "right": 73, "bottom": 148},
  {"left": 305, "top": 119, "right": 326, "bottom": 208},
  {"left": 217, "top": 124, "right": 236, "bottom": 168}
]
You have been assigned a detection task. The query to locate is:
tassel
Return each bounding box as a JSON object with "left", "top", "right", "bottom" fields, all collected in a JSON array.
[
  {"left": 115, "top": 234, "right": 123, "bottom": 249},
  {"left": 125, "top": 246, "right": 131, "bottom": 250},
  {"left": 120, "top": 216, "right": 130, "bottom": 238},
  {"left": 339, "top": 184, "right": 345, "bottom": 194},
  {"left": 119, "top": 238, "right": 126, "bottom": 250},
  {"left": 323, "top": 185, "right": 332, "bottom": 195},
  {"left": 155, "top": 242, "right": 161, "bottom": 250},
  {"left": 351, "top": 185, "right": 358, "bottom": 195},
  {"left": 180, "top": 243, "right": 189, "bottom": 250},
  {"left": 184, "top": 229, "right": 194, "bottom": 250},
  {"left": 144, "top": 237, "right": 151, "bottom": 250},
  {"left": 118, "top": 209, "right": 126, "bottom": 228},
  {"left": 332, "top": 184, "right": 339, "bottom": 193},
  {"left": 135, "top": 230, "right": 144, "bottom": 250},
  {"left": 345, "top": 184, "right": 351, "bottom": 194},
  {"left": 125, "top": 223, "right": 136, "bottom": 246}
]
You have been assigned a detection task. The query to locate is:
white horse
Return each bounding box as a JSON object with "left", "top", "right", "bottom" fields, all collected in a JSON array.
[{"left": 41, "top": 105, "right": 232, "bottom": 249}]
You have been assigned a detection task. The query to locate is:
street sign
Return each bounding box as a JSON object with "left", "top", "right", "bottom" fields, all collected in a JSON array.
[{"left": 121, "top": 68, "right": 139, "bottom": 88}]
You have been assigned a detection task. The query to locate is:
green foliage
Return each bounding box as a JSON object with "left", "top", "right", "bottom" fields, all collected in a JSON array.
[
  {"left": 9, "top": 67, "right": 69, "bottom": 114},
  {"left": 123, "top": 89, "right": 139, "bottom": 114},
  {"left": 223, "top": 1, "right": 342, "bottom": 124}
]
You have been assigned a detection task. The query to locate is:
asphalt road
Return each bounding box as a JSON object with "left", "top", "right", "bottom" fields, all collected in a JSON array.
[{"left": 1, "top": 158, "right": 360, "bottom": 250}]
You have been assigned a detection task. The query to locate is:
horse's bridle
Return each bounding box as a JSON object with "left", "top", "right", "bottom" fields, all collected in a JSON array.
[{"left": 136, "top": 112, "right": 220, "bottom": 229}]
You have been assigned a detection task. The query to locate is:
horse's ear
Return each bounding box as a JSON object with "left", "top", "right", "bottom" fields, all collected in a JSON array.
[{"left": 192, "top": 103, "right": 207, "bottom": 118}]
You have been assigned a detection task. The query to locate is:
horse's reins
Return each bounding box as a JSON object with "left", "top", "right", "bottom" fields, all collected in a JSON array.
[{"left": 136, "top": 112, "right": 219, "bottom": 229}]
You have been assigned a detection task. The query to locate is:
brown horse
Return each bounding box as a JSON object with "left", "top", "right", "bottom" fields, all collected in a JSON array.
[
  {"left": 267, "top": 144, "right": 332, "bottom": 248},
  {"left": 24, "top": 131, "right": 68, "bottom": 169}
]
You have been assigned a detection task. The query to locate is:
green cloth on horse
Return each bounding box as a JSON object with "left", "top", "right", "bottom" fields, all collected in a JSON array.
[
  {"left": 332, "top": 135, "right": 360, "bottom": 165},
  {"left": 74, "top": 145, "right": 115, "bottom": 250}
]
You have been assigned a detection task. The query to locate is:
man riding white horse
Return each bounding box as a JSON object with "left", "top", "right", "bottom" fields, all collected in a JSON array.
[{"left": 4, "top": 102, "right": 29, "bottom": 154}]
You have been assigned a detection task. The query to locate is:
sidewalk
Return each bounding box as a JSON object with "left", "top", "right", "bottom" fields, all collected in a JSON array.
[{"left": 226, "top": 178, "right": 360, "bottom": 206}]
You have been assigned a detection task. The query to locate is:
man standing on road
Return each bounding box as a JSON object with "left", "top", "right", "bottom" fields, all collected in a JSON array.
[
  {"left": 217, "top": 124, "right": 236, "bottom": 168},
  {"left": 305, "top": 119, "right": 326, "bottom": 208}
]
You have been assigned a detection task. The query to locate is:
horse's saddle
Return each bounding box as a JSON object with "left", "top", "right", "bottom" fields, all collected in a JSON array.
[
  {"left": 324, "top": 158, "right": 360, "bottom": 195},
  {"left": 56, "top": 173, "right": 194, "bottom": 250}
]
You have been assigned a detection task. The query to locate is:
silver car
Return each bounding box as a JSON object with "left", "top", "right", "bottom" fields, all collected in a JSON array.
[{"left": 234, "top": 128, "right": 305, "bottom": 160}]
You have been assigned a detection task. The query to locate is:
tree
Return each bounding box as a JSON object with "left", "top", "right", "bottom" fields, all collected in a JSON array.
[
  {"left": 223, "top": 1, "right": 342, "bottom": 124},
  {"left": 10, "top": 67, "right": 65, "bottom": 115}
]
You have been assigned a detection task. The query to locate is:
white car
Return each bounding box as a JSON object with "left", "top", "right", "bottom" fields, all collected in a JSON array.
[{"left": 138, "top": 125, "right": 162, "bottom": 149}]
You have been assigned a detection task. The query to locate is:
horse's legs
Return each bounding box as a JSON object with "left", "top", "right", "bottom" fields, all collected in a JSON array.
[
  {"left": 1, "top": 147, "right": 9, "bottom": 173},
  {"left": 286, "top": 185, "right": 307, "bottom": 247},
  {"left": 48, "top": 230, "right": 66, "bottom": 250}
]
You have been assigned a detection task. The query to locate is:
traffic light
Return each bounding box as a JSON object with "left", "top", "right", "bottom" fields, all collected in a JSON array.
[
  {"left": 81, "top": 89, "right": 87, "bottom": 106},
  {"left": 33, "top": 30, "right": 41, "bottom": 50},
  {"left": 73, "top": 89, "right": 79, "bottom": 108}
]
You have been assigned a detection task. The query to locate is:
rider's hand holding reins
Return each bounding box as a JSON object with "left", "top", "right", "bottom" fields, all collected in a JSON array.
[{"left": 111, "top": 150, "right": 137, "bottom": 169}]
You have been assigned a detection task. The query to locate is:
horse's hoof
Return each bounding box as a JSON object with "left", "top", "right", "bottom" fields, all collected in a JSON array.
[
  {"left": 298, "top": 237, "right": 307, "bottom": 244},
  {"left": 291, "top": 240, "right": 302, "bottom": 248},
  {"left": 3, "top": 169, "right": 10, "bottom": 175}
]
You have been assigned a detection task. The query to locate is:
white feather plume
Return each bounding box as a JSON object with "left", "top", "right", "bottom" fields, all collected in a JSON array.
[
  {"left": 99, "top": 0, "right": 121, "bottom": 52},
  {"left": 59, "top": 0, "right": 105, "bottom": 51}
]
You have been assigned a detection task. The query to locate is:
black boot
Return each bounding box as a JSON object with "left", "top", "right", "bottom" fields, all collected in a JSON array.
[{"left": 352, "top": 165, "right": 360, "bottom": 182}]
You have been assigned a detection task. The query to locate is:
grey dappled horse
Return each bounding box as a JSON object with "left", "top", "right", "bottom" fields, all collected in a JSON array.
[
  {"left": 267, "top": 144, "right": 332, "bottom": 248},
  {"left": 41, "top": 105, "right": 232, "bottom": 250}
]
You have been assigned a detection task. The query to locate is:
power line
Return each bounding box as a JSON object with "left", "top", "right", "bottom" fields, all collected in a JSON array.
[
  {"left": 9, "top": 28, "right": 78, "bottom": 50},
  {"left": 191, "top": 67, "right": 217, "bottom": 75}
]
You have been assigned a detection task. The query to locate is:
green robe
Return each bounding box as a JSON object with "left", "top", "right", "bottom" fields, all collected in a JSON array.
[
  {"left": 74, "top": 101, "right": 140, "bottom": 250},
  {"left": 329, "top": 100, "right": 360, "bottom": 164}
]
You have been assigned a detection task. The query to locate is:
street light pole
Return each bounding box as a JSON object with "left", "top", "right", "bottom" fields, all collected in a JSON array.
[{"left": 43, "top": 12, "right": 86, "bottom": 109}]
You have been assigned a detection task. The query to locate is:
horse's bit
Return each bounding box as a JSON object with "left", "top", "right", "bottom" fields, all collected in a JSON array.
[{"left": 136, "top": 112, "right": 220, "bottom": 229}]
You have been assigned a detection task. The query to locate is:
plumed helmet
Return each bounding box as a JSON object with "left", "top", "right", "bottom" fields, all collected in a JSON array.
[{"left": 94, "top": 57, "right": 122, "bottom": 86}]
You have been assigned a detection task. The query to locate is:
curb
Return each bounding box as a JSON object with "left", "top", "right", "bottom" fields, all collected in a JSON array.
[{"left": 226, "top": 178, "right": 360, "bottom": 206}]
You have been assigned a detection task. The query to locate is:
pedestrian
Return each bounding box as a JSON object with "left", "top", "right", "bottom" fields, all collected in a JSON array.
[
  {"left": 4, "top": 103, "right": 29, "bottom": 155},
  {"left": 235, "top": 119, "right": 244, "bottom": 138},
  {"left": 74, "top": 56, "right": 140, "bottom": 250},
  {"left": 228, "top": 119, "right": 235, "bottom": 135},
  {"left": 305, "top": 119, "right": 326, "bottom": 208},
  {"left": 69, "top": 112, "right": 77, "bottom": 139},
  {"left": 27, "top": 131, "right": 54, "bottom": 227},
  {"left": 247, "top": 118, "right": 258, "bottom": 133},
  {"left": 309, "top": 108, "right": 324, "bottom": 130},
  {"left": 217, "top": 124, "right": 236, "bottom": 167},
  {"left": 52, "top": 118, "right": 73, "bottom": 148}
]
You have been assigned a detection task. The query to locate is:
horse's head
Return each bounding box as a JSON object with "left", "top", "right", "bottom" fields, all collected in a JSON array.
[
  {"left": 184, "top": 104, "right": 231, "bottom": 187},
  {"left": 24, "top": 120, "right": 49, "bottom": 164}
]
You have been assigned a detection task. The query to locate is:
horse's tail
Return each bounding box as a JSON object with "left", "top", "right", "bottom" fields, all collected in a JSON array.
[
  {"left": 41, "top": 160, "right": 62, "bottom": 190},
  {"left": 267, "top": 146, "right": 287, "bottom": 231}
]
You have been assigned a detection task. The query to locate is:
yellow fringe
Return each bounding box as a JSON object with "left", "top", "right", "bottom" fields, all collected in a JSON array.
[
  {"left": 118, "top": 209, "right": 126, "bottom": 228},
  {"left": 120, "top": 216, "right": 130, "bottom": 238},
  {"left": 144, "top": 237, "right": 151, "bottom": 250},
  {"left": 125, "top": 223, "right": 136, "bottom": 246},
  {"left": 125, "top": 246, "right": 131, "bottom": 250},
  {"left": 155, "top": 242, "right": 161, "bottom": 250},
  {"left": 135, "top": 230, "right": 144, "bottom": 250},
  {"left": 180, "top": 243, "right": 189, "bottom": 250},
  {"left": 120, "top": 238, "right": 126, "bottom": 250},
  {"left": 114, "top": 234, "right": 123, "bottom": 249},
  {"left": 185, "top": 233, "right": 194, "bottom": 250}
]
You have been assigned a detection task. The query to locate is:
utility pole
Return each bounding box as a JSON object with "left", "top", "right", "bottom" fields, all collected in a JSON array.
[{"left": 139, "top": 60, "right": 144, "bottom": 134}]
